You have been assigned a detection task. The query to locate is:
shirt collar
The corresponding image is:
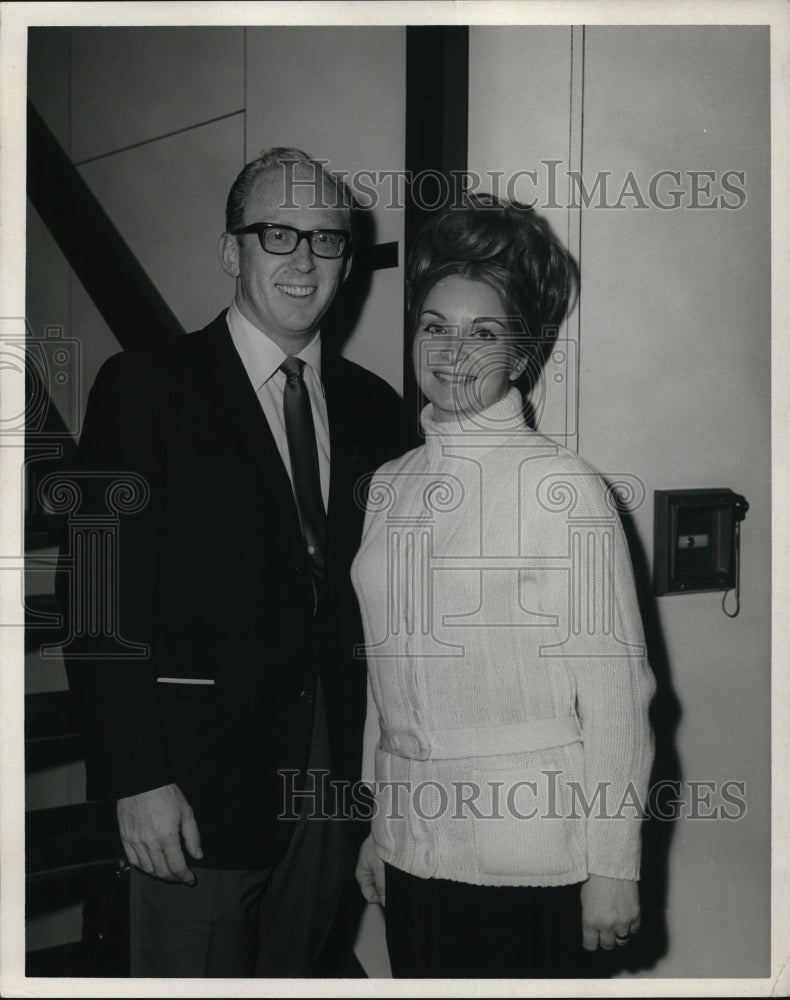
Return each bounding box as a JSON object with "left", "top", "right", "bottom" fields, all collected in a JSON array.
[{"left": 226, "top": 300, "right": 322, "bottom": 391}]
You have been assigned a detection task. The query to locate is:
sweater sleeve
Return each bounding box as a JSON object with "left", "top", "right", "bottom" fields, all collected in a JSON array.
[
  {"left": 353, "top": 492, "right": 385, "bottom": 789},
  {"left": 361, "top": 673, "right": 380, "bottom": 787},
  {"left": 533, "top": 455, "right": 656, "bottom": 881}
]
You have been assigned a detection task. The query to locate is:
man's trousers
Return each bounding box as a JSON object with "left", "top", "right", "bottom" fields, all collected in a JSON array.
[{"left": 129, "top": 681, "right": 345, "bottom": 977}]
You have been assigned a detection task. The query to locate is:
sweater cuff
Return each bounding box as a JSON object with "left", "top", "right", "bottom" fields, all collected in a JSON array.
[{"left": 586, "top": 815, "right": 644, "bottom": 881}]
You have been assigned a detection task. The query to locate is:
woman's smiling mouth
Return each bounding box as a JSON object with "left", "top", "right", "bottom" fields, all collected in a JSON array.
[{"left": 432, "top": 370, "right": 476, "bottom": 385}]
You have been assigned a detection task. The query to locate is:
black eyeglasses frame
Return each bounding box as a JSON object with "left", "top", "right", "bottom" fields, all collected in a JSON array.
[{"left": 230, "top": 222, "right": 352, "bottom": 259}]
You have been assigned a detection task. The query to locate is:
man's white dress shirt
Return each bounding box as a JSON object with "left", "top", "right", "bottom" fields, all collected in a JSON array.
[{"left": 227, "top": 300, "right": 330, "bottom": 509}]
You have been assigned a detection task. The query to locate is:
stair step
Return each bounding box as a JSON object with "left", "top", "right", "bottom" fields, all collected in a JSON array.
[
  {"left": 27, "top": 801, "right": 121, "bottom": 878},
  {"left": 25, "top": 592, "right": 67, "bottom": 652},
  {"left": 26, "top": 929, "right": 130, "bottom": 978},
  {"left": 25, "top": 689, "right": 79, "bottom": 741},
  {"left": 26, "top": 941, "right": 88, "bottom": 978},
  {"left": 27, "top": 858, "right": 120, "bottom": 917},
  {"left": 25, "top": 690, "right": 83, "bottom": 771}
]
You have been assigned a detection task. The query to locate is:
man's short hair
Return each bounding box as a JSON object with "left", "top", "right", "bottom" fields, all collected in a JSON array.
[{"left": 225, "top": 147, "right": 354, "bottom": 233}]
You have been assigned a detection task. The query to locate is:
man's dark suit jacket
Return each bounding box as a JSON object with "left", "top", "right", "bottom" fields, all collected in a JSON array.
[{"left": 61, "top": 311, "right": 403, "bottom": 869}]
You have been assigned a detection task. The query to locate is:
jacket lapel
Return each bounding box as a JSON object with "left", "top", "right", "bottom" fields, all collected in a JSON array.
[{"left": 205, "top": 315, "right": 303, "bottom": 543}]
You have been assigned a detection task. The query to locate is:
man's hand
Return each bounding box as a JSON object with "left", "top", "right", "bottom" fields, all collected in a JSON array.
[
  {"left": 117, "top": 783, "right": 203, "bottom": 884},
  {"left": 580, "top": 874, "right": 640, "bottom": 951},
  {"left": 355, "top": 834, "right": 385, "bottom": 906}
]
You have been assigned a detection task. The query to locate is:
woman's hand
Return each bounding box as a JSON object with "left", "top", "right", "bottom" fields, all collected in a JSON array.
[
  {"left": 580, "top": 874, "right": 640, "bottom": 950},
  {"left": 355, "top": 834, "right": 386, "bottom": 906}
]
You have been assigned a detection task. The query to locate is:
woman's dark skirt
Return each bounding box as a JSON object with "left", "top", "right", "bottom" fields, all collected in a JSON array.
[{"left": 384, "top": 862, "right": 588, "bottom": 979}]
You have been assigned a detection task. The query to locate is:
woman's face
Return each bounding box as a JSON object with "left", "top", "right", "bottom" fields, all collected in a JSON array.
[{"left": 412, "top": 275, "right": 525, "bottom": 423}]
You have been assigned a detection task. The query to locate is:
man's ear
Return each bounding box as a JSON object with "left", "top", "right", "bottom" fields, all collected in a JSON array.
[
  {"left": 218, "top": 233, "right": 240, "bottom": 278},
  {"left": 340, "top": 251, "right": 354, "bottom": 284}
]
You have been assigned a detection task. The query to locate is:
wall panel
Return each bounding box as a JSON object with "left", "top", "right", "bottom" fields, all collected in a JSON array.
[
  {"left": 468, "top": 27, "right": 574, "bottom": 229},
  {"left": 25, "top": 206, "right": 74, "bottom": 425},
  {"left": 27, "top": 28, "right": 70, "bottom": 152},
  {"left": 468, "top": 27, "right": 580, "bottom": 446},
  {"left": 580, "top": 26, "right": 770, "bottom": 978},
  {"left": 70, "top": 27, "right": 245, "bottom": 164},
  {"left": 78, "top": 113, "right": 245, "bottom": 333},
  {"left": 468, "top": 24, "right": 771, "bottom": 979},
  {"left": 246, "top": 27, "right": 406, "bottom": 391}
]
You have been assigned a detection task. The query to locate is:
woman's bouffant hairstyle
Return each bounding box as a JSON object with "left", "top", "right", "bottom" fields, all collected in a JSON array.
[{"left": 406, "top": 195, "right": 579, "bottom": 389}]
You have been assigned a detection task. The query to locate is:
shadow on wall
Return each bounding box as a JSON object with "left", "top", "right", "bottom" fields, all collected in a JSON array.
[
  {"left": 321, "top": 205, "right": 376, "bottom": 360},
  {"left": 585, "top": 503, "right": 682, "bottom": 977}
]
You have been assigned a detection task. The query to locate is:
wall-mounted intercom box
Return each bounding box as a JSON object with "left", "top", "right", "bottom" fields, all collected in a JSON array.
[{"left": 654, "top": 489, "right": 749, "bottom": 596}]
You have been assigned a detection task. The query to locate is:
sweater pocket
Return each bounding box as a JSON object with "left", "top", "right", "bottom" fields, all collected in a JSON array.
[{"left": 471, "top": 767, "right": 585, "bottom": 878}]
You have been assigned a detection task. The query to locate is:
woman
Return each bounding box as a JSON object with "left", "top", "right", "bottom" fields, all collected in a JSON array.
[{"left": 351, "top": 196, "right": 656, "bottom": 978}]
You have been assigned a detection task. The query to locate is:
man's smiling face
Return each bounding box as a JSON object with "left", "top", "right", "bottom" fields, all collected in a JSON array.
[{"left": 223, "top": 164, "right": 350, "bottom": 353}]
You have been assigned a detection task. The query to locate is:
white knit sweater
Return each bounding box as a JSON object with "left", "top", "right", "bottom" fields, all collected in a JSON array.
[{"left": 351, "top": 388, "right": 656, "bottom": 887}]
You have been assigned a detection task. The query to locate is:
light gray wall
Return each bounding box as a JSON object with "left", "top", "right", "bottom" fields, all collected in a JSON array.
[
  {"left": 580, "top": 26, "right": 770, "bottom": 978},
  {"left": 469, "top": 24, "right": 771, "bottom": 979}
]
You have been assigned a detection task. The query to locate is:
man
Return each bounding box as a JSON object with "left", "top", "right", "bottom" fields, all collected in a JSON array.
[{"left": 61, "top": 148, "right": 403, "bottom": 976}]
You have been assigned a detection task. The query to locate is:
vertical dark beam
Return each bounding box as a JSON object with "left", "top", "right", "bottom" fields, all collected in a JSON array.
[{"left": 404, "top": 26, "right": 469, "bottom": 442}]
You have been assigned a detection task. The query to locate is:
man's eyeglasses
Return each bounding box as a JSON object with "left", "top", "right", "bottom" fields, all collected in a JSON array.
[{"left": 231, "top": 223, "right": 351, "bottom": 260}]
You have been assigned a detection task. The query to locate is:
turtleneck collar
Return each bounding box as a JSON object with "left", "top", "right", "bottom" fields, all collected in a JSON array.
[{"left": 420, "top": 387, "right": 528, "bottom": 460}]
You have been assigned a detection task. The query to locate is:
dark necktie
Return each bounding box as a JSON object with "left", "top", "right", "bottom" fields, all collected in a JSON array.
[{"left": 280, "top": 356, "right": 326, "bottom": 583}]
